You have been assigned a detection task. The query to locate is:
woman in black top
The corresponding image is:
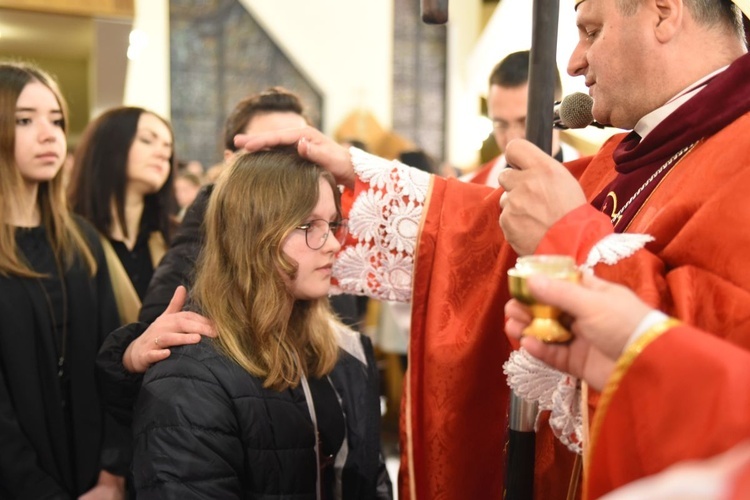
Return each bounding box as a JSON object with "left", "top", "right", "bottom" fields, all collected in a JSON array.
[
  {"left": 69, "top": 106, "right": 176, "bottom": 324},
  {"left": 0, "top": 62, "right": 125, "bottom": 498}
]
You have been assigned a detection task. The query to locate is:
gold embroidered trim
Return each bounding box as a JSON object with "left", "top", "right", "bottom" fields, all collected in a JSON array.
[
  {"left": 584, "top": 317, "right": 682, "bottom": 496},
  {"left": 611, "top": 141, "right": 699, "bottom": 228},
  {"left": 405, "top": 176, "right": 434, "bottom": 500}
]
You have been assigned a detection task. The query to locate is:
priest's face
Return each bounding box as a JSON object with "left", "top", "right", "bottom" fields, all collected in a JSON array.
[{"left": 567, "top": 0, "right": 659, "bottom": 129}]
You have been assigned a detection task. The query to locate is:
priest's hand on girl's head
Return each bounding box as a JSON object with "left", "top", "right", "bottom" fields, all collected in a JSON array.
[
  {"left": 122, "top": 285, "right": 216, "bottom": 373},
  {"left": 234, "top": 125, "right": 356, "bottom": 189}
]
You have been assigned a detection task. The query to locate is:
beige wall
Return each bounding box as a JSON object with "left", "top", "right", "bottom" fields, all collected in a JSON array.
[
  {"left": 445, "top": 2, "right": 482, "bottom": 169},
  {"left": 240, "top": 0, "right": 393, "bottom": 137},
  {"left": 123, "top": 0, "right": 169, "bottom": 118},
  {"left": 0, "top": 0, "right": 133, "bottom": 17},
  {"left": 123, "top": 0, "right": 488, "bottom": 167},
  {"left": 0, "top": 3, "right": 133, "bottom": 139},
  {"left": 35, "top": 56, "right": 89, "bottom": 141}
]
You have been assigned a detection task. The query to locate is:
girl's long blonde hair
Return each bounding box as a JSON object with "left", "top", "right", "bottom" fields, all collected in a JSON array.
[
  {"left": 192, "top": 148, "right": 341, "bottom": 390},
  {"left": 0, "top": 61, "right": 96, "bottom": 277}
]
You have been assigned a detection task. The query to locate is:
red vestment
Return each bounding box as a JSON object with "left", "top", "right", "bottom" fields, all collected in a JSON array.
[
  {"left": 589, "top": 326, "right": 750, "bottom": 499},
  {"left": 393, "top": 52, "right": 750, "bottom": 499}
]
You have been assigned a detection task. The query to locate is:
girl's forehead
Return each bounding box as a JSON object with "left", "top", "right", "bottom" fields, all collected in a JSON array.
[{"left": 16, "top": 81, "right": 60, "bottom": 109}]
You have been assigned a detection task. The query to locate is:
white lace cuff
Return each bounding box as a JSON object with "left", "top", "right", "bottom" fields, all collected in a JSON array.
[
  {"left": 331, "top": 148, "right": 431, "bottom": 302},
  {"left": 583, "top": 233, "right": 654, "bottom": 271},
  {"left": 503, "top": 349, "right": 583, "bottom": 454},
  {"left": 502, "top": 232, "right": 654, "bottom": 453}
]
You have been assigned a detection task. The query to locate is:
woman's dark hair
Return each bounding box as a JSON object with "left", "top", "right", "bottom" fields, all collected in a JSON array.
[{"left": 69, "top": 106, "right": 177, "bottom": 243}]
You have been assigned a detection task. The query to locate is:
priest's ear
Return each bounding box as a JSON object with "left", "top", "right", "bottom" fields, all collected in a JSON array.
[{"left": 650, "top": 0, "right": 684, "bottom": 43}]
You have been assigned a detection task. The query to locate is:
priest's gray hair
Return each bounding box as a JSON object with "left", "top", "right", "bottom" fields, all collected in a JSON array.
[{"left": 616, "top": 0, "right": 745, "bottom": 42}]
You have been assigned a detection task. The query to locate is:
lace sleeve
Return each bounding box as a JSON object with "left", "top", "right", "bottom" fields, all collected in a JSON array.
[
  {"left": 503, "top": 349, "right": 583, "bottom": 454},
  {"left": 331, "top": 148, "right": 431, "bottom": 303}
]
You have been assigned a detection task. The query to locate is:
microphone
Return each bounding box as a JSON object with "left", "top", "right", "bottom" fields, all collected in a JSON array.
[{"left": 553, "top": 92, "right": 606, "bottom": 129}]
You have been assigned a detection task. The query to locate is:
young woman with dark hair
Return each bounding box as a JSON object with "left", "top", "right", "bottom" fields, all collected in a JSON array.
[{"left": 69, "top": 106, "right": 176, "bottom": 324}]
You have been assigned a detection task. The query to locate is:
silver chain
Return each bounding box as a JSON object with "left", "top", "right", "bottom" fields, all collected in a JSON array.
[{"left": 612, "top": 141, "right": 699, "bottom": 224}]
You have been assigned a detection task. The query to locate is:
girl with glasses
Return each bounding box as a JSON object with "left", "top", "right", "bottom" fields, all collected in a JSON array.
[{"left": 132, "top": 148, "right": 391, "bottom": 499}]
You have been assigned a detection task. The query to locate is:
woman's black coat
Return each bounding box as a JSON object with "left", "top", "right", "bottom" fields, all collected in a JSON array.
[{"left": 0, "top": 218, "right": 124, "bottom": 498}]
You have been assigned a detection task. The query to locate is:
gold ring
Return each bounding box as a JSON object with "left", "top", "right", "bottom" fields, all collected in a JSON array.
[{"left": 154, "top": 336, "right": 159, "bottom": 347}]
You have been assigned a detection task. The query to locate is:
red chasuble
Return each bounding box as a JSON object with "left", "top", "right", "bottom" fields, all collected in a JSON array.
[
  {"left": 588, "top": 326, "right": 750, "bottom": 499},
  {"left": 397, "top": 52, "right": 750, "bottom": 500}
]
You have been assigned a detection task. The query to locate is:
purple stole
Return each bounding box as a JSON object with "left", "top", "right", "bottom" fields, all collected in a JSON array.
[{"left": 591, "top": 52, "right": 750, "bottom": 232}]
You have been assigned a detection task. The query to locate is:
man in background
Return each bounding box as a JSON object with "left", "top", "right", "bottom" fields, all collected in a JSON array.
[{"left": 463, "top": 50, "right": 579, "bottom": 186}]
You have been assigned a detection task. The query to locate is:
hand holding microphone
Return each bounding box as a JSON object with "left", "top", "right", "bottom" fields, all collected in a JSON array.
[{"left": 497, "top": 140, "right": 588, "bottom": 255}]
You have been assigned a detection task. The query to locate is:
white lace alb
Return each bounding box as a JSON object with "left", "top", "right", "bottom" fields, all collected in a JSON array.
[
  {"left": 331, "top": 148, "right": 430, "bottom": 302},
  {"left": 330, "top": 147, "right": 658, "bottom": 454},
  {"left": 504, "top": 231, "right": 654, "bottom": 453},
  {"left": 504, "top": 349, "right": 583, "bottom": 453}
]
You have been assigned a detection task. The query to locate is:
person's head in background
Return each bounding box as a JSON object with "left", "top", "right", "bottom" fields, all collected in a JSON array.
[
  {"left": 399, "top": 149, "right": 436, "bottom": 175},
  {"left": 68, "top": 106, "right": 177, "bottom": 245},
  {"left": 339, "top": 138, "right": 368, "bottom": 152},
  {"left": 222, "top": 87, "right": 309, "bottom": 163},
  {"left": 192, "top": 148, "right": 347, "bottom": 389},
  {"left": 184, "top": 160, "right": 204, "bottom": 178},
  {"left": 174, "top": 171, "right": 202, "bottom": 214},
  {"left": 203, "top": 162, "right": 227, "bottom": 184},
  {"left": 488, "top": 50, "right": 563, "bottom": 155},
  {"left": 0, "top": 61, "right": 97, "bottom": 276}
]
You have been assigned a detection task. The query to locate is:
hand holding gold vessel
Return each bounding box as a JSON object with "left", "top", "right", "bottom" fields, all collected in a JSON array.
[{"left": 507, "top": 255, "right": 581, "bottom": 343}]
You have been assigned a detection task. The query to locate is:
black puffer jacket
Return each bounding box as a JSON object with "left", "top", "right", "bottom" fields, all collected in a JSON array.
[{"left": 133, "top": 334, "right": 392, "bottom": 499}]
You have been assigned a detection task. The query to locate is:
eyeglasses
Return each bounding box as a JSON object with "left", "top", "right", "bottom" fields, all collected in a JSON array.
[{"left": 295, "top": 219, "right": 349, "bottom": 250}]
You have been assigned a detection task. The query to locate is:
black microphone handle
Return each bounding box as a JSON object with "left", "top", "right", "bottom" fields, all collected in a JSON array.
[
  {"left": 507, "top": 393, "right": 539, "bottom": 500},
  {"left": 526, "top": 0, "right": 560, "bottom": 156},
  {"left": 505, "top": 0, "right": 559, "bottom": 498}
]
